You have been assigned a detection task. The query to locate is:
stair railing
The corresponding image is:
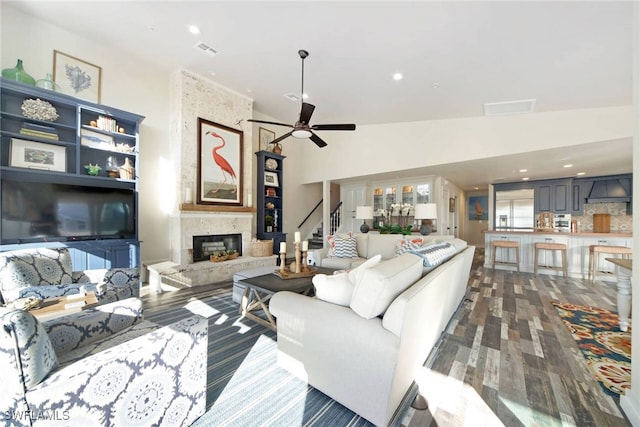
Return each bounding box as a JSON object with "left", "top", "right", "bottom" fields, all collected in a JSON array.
[
  {"left": 298, "top": 199, "right": 323, "bottom": 229},
  {"left": 329, "top": 201, "right": 343, "bottom": 235}
]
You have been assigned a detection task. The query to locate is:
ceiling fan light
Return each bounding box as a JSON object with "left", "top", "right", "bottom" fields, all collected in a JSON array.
[{"left": 292, "top": 129, "right": 312, "bottom": 138}]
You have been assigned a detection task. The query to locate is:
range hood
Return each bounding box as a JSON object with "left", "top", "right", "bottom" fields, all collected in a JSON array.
[{"left": 586, "top": 178, "right": 631, "bottom": 203}]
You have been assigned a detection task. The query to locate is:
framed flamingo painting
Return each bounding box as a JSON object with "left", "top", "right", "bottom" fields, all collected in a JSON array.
[{"left": 197, "top": 118, "right": 243, "bottom": 206}]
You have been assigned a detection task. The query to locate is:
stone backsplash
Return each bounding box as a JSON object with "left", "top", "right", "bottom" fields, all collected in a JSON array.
[{"left": 572, "top": 202, "right": 632, "bottom": 232}]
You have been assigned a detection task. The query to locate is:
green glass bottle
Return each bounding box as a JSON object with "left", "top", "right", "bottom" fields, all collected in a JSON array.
[{"left": 2, "top": 59, "right": 36, "bottom": 86}]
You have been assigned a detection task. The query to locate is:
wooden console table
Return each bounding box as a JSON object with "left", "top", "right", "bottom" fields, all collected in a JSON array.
[{"left": 606, "top": 257, "right": 632, "bottom": 332}]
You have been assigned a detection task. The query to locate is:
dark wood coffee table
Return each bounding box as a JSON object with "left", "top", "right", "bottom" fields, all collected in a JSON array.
[{"left": 238, "top": 267, "right": 335, "bottom": 330}]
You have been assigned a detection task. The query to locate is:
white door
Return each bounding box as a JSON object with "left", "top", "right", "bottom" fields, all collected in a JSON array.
[{"left": 343, "top": 186, "right": 367, "bottom": 233}]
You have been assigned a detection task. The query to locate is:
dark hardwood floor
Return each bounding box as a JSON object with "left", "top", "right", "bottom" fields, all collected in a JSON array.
[{"left": 141, "top": 248, "right": 631, "bottom": 427}]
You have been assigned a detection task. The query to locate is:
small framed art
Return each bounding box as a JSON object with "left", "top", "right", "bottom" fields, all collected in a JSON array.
[
  {"left": 10, "top": 138, "right": 66, "bottom": 172},
  {"left": 264, "top": 171, "right": 279, "bottom": 187},
  {"left": 53, "top": 50, "right": 102, "bottom": 103},
  {"left": 259, "top": 127, "right": 276, "bottom": 151}
]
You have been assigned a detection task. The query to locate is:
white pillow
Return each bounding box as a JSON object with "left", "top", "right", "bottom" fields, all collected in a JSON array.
[
  {"left": 312, "top": 273, "right": 353, "bottom": 306},
  {"left": 347, "top": 254, "right": 382, "bottom": 285},
  {"left": 313, "top": 254, "right": 382, "bottom": 306},
  {"left": 350, "top": 253, "right": 423, "bottom": 319}
]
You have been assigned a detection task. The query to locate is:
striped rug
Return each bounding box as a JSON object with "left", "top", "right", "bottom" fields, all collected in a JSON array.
[{"left": 144, "top": 291, "right": 377, "bottom": 426}]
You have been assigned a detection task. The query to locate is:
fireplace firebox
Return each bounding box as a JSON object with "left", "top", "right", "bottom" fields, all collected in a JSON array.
[{"left": 192, "top": 233, "right": 242, "bottom": 262}]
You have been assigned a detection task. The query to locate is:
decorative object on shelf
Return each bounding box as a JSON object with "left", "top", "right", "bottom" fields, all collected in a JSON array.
[
  {"left": 273, "top": 211, "right": 278, "bottom": 232},
  {"left": 2, "top": 59, "right": 36, "bottom": 86},
  {"left": 266, "top": 188, "right": 276, "bottom": 197},
  {"left": 226, "top": 249, "right": 239, "bottom": 260},
  {"left": 119, "top": 157, "right": 135, "bottom": 180},
  {"left": 265, "top": 158, "right": 278, "bottom": 170},
  {"left": 271, "top": 142, "right": 283, "bottom": 155},
  {"left": 115, "top": 143, "right": 134, "bottom": 153},
  {"left": 21, "top": 98, "right": 59, "bottom": 121},
  {"left": 356, "top": 206, "right": 374, "bottom": 233},
  {"left": 265, "top": 215, "right": 274, "bottom": 233},
  {"left": 10, "top": 138, "right": 66, "bottom": 172},
  {"left": 53, "top": 50, "right": 102, "bottom": 103},
  {"left": 197, "top": 117, "right": 243, "bottom": 206},
  {"left": 210, "top": 251, "right": 228, "bottom": 262},
  {"left": 80, "top": 128, "right": 115, "bottom": 150},
  {"left": 264, "top": 171, "right": 279, "bottom": 187},
  {"left": 19, "top": 122, "right": 59, "bottom": 140},
  {"left": 36, "top": 73, "right": 59, "bottom": 91},
  {"left": 84, "top": 163, "right": 102, "bottom": 176},
  {"left": 415, "top": 203, "right": 438, "bottom": 235},
  {"left": 259, "top": 127, "right": 275, "bottom": 151},
  {"left": 265, "top": 202, "right": 275, "bottom": 209},
  {"left": 106, "top": 156, "right": 119, "bottom": 177}
]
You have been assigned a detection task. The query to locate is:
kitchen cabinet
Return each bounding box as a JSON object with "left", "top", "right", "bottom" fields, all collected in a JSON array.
[
  {"left": 570, "top": 180, "right": 592, "bottom": 216},
  {"left": 534, "top": 179, "right": 571, "bottom": 214}
]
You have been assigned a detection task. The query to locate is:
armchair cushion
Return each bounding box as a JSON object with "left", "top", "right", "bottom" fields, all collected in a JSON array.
[
  {"left": 0, "top": 307, "right": 59, "bottom": 389},
  {"left": 0, "top": 248, "right": 73, "bottom": 301}
]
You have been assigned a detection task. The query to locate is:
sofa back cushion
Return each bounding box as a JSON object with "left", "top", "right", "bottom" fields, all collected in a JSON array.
[
  {"left": 350, "top": 253, "right": 423, "bottom": 319},
  {"left": 0, "top": 307, "right": 59, "bottom": 389},
  {"left": 312, "top": 255, "right": 382, "bottom": 306},
  {"left": 0, "top": 248, "right": 74, "bottom": 302},
  {"left": 364, "top": 234, "right": 404, "bottom": 260}
]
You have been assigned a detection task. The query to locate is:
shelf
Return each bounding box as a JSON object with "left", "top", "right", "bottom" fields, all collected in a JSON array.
[
  {"left": 179, "top": 204, "right": 256, "bottom": 213},
  {"left": 0, "top": 111, "right": 77, "bottom": 130},
  {"left": 81, "top": 124, "right": 136, "bottom": 140}
]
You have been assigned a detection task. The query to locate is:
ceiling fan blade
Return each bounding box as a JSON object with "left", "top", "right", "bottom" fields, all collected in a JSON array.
[
  {"left": 309, "top": 132, "right": 328, "bottom": 148},
  {"left": 247, "top": 119, "right": 293, "bottom": 128},
  {"left": 311, "top": 123, "right": 356, "bottom": 131},
  {"left": 299, "top": 102, "right": 315, "bottom": 124},
  {"left": 271, "top": 131, "right": 293, "bottom": 145}
]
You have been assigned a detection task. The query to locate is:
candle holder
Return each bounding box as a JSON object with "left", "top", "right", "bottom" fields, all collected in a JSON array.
[
  {"left": 302, "top": 250, "right": 309, "bottom": 272},
  {"left": 294, "top": 242, "right": 302, "bottom": 274},
  {"left": 279, "top": 251, "right": 288, "bottom": 276}
]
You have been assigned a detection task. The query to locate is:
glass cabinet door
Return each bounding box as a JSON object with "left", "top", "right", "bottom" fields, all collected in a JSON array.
[{"left": 416, "top": 184, "right": 431, "bottom": 203}]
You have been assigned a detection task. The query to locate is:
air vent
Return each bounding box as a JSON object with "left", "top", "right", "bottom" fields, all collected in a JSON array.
[
  {"left": 193, "top": 42, "right": 218, "bottom": 56},
  {"left": 283, "top": 93, "right": 301, "bottom": 102},
  {"left": 484, "top": 99, "right": 536, "bottom": 116}
]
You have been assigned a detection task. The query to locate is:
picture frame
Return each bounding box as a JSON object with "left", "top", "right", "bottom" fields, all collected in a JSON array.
[
  {"left": 80, "top": 128, "right": 115, "bottom": 150},
  {"left": 264, "top": 171, "right": 279, "bottom": 187},
  {"left": 468, "top": 196, "right": 488, "bottom": 221},
  {"left": 259, "top": 127, "right": 276, "bottom": 151},
  {"left": 449, "top": 197, "right": 456, "bottom": 213},
  {"left": 197, "top": 117, "right": 243, "bottom": 205},
  {"left": 10, "top": 138, "right": 66, "bottom": 172},
  {"left": 53, "top": 50, "right": 102, "bottom": 103}
]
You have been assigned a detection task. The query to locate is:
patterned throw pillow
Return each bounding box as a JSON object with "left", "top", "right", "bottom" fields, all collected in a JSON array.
[
  {"left": 396, "top": 237, "right": 425, "bottom": 255},
  {"left": 409, "top": 242, "right": 458, "bottom": 267},
  {"left": 326, "top": 233, "right": 358, "bottom": 258},
  {"left": 329, "top": 234, "right": 358, "bottom": 258}
]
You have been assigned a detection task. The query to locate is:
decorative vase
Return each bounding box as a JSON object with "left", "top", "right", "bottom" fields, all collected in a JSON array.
[
  {"left": 272, "top": 142, "right": 282, "bottom": 155},
  {"left": 2, "top": 59, "right": 36, "bottom": 86},
  {"left": 36, "top": 73, "right": 59, "bottom": 91},
  {"left": 119, "top": 158, "right": 135, "bottom": 180}
]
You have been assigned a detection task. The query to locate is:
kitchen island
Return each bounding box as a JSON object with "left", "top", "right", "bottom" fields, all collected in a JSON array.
[{"left": 484, "top": 229, "right": 632, "bottom": 279}]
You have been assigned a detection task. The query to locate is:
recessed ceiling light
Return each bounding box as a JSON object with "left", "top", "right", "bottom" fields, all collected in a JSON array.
[
  {"left": 302, "top": 93, "right": 309, "bottom": 100},
  {"left": 563, "top": 164, "right": 573, "bottom": 168},
  {"left": 210, "top": 71, "right": 215, "bottom": 77},
  {"left": 577, "top": 172, "right": 586, "bottom": 176},
  {"left": 519, "top": 169, "right": 527, "bottom": 173},
  {"left": 393, "top": 73, "right": 403, "bottom": 81},
  {"left": 188, "top": 25, "right": 200, "bottom": 35},
  {"left": 433, "top": 82, "right": 440, "bottom": 88},
  {"left": 522, "top": 177, "right": 529, "bottom": 181},
  {"left": 474, "top": 186, "right": 479, "bottom": 190}
]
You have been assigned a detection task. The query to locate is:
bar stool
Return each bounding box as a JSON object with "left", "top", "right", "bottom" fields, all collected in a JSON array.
[
  {"left": 533, "top": 242, "right": 568, "bottom": 277},
  {"left": 491, "top": 240, "right": 520, "bottom": 272},
  {"left": 588, "top": 245, "right": 632, "bottom": 281}
]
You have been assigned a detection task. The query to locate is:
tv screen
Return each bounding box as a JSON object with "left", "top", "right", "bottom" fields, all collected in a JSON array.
[{"left": 1, "top": 180, "right": 136, "bottom": 244}]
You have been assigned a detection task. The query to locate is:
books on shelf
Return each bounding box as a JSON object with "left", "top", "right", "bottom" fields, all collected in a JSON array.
[
  {"left": 19, "top": 122, "right": 59, "bottom": 140},
  {"left": 97, "top": 115, "right": 118, "bottom": 133}
]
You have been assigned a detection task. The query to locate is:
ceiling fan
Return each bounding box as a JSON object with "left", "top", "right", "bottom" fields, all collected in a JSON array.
[{"left": 248, "top": 49, "right": 356, "bottom": 148}]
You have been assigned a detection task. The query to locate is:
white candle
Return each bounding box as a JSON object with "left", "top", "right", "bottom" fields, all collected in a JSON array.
[
  {"left": 294, "top": 231, "right": 301, "bottom": 243},
  {"left": 302, "top": 240, "right": 308, "bottom": 251},
  {"left": 280, "top": 242, "right": 286, "bottom": 253},
  {"left": 185, "top": 187, "right": 193, "bottom": 204}
]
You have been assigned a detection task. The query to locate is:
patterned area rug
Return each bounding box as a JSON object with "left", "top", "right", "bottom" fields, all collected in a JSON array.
[{"left": 551, "top": 301, "right": 631, "bottom": 398}]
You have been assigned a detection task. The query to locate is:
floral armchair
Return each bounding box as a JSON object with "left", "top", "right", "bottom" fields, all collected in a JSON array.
[
  {"left": 0, "top": 297, "right": 208, "bottom": 426},
  {"left": 0, "top": 247, "right": 140, "bottom": 305}
]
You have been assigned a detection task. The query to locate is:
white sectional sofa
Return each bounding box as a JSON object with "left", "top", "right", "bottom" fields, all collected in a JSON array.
[{"left": 271, "top": 240, "right": 475, "bottom": 426}]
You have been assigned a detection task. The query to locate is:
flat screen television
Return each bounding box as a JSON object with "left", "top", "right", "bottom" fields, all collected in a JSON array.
[{"left": 1, "top": 180, "right": 137, "bottom": 244}]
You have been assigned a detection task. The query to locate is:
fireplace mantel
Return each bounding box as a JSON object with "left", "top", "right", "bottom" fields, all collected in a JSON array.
[{"left": 179, "top": 204, "right": 256, "bottom": 213}]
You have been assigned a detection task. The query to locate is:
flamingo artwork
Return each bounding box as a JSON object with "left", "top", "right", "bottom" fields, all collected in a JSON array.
[{"left": 206, "top": 130, "right": 237, "bottom": 194}]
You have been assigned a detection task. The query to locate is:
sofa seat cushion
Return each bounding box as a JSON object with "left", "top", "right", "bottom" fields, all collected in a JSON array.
[
  {"left": 350, "top": 253, "right": 423, "bottom": 319},
  {"left": 321, "top": 257, "right": 364, "bottom": 270}
]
